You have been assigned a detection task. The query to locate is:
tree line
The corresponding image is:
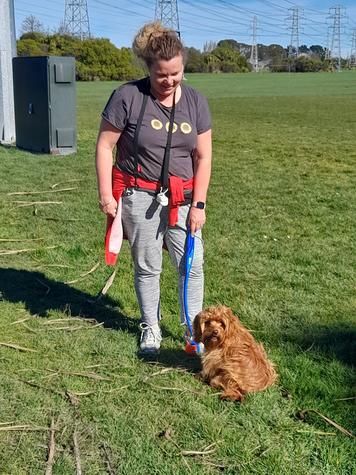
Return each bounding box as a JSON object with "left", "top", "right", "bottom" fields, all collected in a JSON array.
[
  {"left": 17, "top": 29, "right": 349, "bottom": 80},
  {"left": 17, "top": 32, "right": 253, "bottom": 80},
  {"left": 17, "top": 32, "right": 144, "bottom": 81}
]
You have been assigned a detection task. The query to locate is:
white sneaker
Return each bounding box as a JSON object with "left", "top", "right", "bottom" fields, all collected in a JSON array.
[{"left": 139, "top": 323, "right": 162, "bottom": 355}]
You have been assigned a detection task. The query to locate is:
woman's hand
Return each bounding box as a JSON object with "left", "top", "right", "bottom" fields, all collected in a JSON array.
[
  {"left": 189, "top": 207, "right": 206, "bottom": 235},
  {"left": 99, "top": 197, "right": 118, "bottom": 218}
]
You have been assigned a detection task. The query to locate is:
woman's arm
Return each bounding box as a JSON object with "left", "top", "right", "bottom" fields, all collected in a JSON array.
[
  {"left": 190, "top": 129, "right": 212, "bottom": 235},
  {"left": 95, "top": 119, "right": 122, "bottom": 218}
]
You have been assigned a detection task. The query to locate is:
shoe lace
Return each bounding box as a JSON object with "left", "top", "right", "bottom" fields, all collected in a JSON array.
[{"left": 140, "top": 323, "right": 159, "bottom": 344}]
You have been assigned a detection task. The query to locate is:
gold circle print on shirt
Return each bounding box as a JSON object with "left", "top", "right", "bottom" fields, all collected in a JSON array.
[
  {"left": 165, "top": 122, "right": 178, "bottom": 133},
  {"left": 151, "top": 119, "right": 163, "bottom": 130},
  {"left": 180, "top": 122, "right": 192, "bottom": 134}
]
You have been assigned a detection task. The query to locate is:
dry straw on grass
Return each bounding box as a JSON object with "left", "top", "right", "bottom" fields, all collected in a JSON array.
[
  {"left": 8, "top": 187, "right": 77, "bottom": 196},
  {"left": 0, "top": 245, "right": 57, "bottom": 256},
  {"left": 73, "top": 428, "right": 82, "bottom": 475},
  {"left": 65, "top": 262, "right": 100, "bottom": 284},
  {"left": 0, "top": 238, "right": 44, "bottom": 242},
  {"left": 0, "top": 342, "right": 37, "bottom": 352},
  {"left": 51, "top": 179, "right": 85, "bottom": 189},
  {"left": 45, "top": 418, "right": 56, "bottom": 475},
  {"left": 300, "top": 409, "right": 355, "bottom": 438},
  {"left": 12, "top": 201, "right": 63, "bottom": 207},
  {"left": 0, "top": 424, "right": 49, "bottom": 432},
  {"left": 181, "top": 443, "right": 217, "bottom": 457},
  {"left": 96, "top": 270, "right": 116, "bottom": 300}
]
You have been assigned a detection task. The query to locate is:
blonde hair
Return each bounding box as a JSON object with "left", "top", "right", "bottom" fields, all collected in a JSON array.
[{"left": 132, "top": 21, "right": 184, "bottom": 67}]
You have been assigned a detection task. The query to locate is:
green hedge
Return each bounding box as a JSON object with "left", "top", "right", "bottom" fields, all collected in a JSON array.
[{"left": 17, "top": 33, "right": 145, "bottom": 81}]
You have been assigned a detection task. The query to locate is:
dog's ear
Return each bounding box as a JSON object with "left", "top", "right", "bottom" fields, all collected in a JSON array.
[
  {"left": 193, "top": 312, "right": 204, "bottom": 343},
  {"left": 220, "top": 306, "right": 240, "bottom": 337}
]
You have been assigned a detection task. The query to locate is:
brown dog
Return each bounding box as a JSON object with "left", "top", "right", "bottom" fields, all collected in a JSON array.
[{"left": 193, "top": 306, "right": 277, "bottom": 401}]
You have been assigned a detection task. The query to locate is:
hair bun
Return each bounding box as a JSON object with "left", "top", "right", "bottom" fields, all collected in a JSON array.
[
  {"left": 133, "top": 21, "right": 171, "bottom": 59},
  {"left": 132, "top": 21, "right": 183, "bottom": 67}
]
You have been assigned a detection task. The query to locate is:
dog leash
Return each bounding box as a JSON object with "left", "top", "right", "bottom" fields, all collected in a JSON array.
[{"left": 183, "top": 230, "right": 204, "bottom": 355}]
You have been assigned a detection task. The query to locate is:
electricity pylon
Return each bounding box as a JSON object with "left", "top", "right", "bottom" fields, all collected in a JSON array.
[
  {"left": 287, "top": 7, "right": 300, "bottom": 59},
  {"left": 328, "top": 5, "right": 346, "bottom": 71},
  {"left": 64, "top": 0, "right": 91, "bottom": 39},
  {"left": 155, "top": 0, "right": 180, "bottom": 37},
  {"left": 250, "top": 16, "right": 259, "bottom": 72},
  {"left": 349, "top": 28, "right": 356, "bottom": 67}
]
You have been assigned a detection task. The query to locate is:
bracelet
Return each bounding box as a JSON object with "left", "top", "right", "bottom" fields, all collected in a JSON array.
[{"left": 99, "top": 197, "right": 113, "bottom": 207}]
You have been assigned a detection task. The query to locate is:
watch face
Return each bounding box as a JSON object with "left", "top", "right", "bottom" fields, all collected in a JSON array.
[{"left": 196, "top": 201, "right": 205, "bottom": 209}]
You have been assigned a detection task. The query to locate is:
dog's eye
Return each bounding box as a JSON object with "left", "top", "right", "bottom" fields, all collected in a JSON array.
[{"left": 220, "top": 321, "right": 226, "bottom": 329}]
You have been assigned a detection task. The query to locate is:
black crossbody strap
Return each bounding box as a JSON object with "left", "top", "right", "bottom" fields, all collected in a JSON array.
[
  {"left": 160, "top": 91, "right": 176, "bottom": 190},
  {"left": 133, "top": 92, "right": 149, "bottom": 185}
]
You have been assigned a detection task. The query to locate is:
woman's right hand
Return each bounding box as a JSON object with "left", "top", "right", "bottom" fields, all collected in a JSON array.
[{"left": 99, "top": 196, "right": 118, "bottom": 218}]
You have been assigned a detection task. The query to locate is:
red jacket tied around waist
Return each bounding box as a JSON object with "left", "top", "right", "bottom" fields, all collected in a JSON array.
[{"left": 105, "top": 167, "right": 194, "bottom": 266}]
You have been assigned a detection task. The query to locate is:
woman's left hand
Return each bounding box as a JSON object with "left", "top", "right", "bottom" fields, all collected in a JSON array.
[{"left": 189, "top": 207, "right": 206, "bottom": 235}]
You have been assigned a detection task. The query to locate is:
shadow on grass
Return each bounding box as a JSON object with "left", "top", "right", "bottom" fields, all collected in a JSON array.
[
  {"left": 0, "top": 268, "right": 204, "bottom": 372},
  {"left": 281, "top": 324, "right": 356, "bottom": 366},
  {"left": 0, "top": 267, "right": 138, "bottom": 334},
  {"left": 157, "top": 348, "right": 201, "bottom": 374},
  {"left": 0, "top": 267, "right": 187, "bottom": 351}
]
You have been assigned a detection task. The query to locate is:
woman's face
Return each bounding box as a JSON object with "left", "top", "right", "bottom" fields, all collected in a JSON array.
[{"left": 149, "top": 54, "right": 184, "bottom": 99}]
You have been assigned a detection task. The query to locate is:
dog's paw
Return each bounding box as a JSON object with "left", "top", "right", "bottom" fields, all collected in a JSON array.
[{"left": 220, "top": 390, "right": 244, "bottom": 402}]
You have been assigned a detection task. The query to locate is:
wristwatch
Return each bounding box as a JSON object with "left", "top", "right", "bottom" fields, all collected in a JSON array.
[{"left": 192, "top": 201, "right": 206, "bottom": 210}]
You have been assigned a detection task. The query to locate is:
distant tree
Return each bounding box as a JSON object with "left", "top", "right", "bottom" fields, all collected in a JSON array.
[
  {"left": 217, "top": 39, "right": 239, "bottom": 50},
  {"left": 310, "top": 45, "right": 325, "bottom": 60},
  {"left": 207, "top": 45, "right": 251, "bottom": 72},
  {"left": 17, "top": 38, "right": 47, "bottom": 56},
  {"left": 299, "top": 44, "right": 309, "bottom": 54},
  {"left": 185, "top": 47, "right": 207, "bottom": 73},
  {"left": 21, "top": 15, "right": 44, "bottom": 34},
  {"left": 295, "top": 55, "right": 325, "bottom": 72},
  {"left": 258, "top": 43, "right": 285, "bottom": 64},
  {"left": 56, "top": 21, "right": 72, "bottom": 36},
  {"left": 203, "top": 41, "right": 217, "bottom": 53},
  {"left": 17, "top": 32, "right": 48, "bottom": 56},
  {"left": 17, "top": 33, "right": 145, "bottom": 81}
]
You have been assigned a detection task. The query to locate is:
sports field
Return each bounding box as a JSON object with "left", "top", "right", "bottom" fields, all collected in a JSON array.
[{"left": 0, "top": 71, "right": 355, "bottom": 474}]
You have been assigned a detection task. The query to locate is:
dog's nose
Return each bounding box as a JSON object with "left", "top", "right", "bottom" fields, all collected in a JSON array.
[{"left": 212, "top": 330, "right": 219, "bottom": 336}]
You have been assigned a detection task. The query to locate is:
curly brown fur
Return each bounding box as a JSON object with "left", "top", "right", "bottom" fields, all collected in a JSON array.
[{"left": 193, "top": 306, "right": 277, "bottom": 402}]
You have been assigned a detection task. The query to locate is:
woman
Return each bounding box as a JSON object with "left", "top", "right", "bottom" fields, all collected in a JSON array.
[{"left": 95, "top": 22, "right": 212, "bottom": 355}]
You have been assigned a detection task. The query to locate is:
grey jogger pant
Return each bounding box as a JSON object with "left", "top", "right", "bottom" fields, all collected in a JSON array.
[{"left": 121, "top": 189, "right": 204, "bottom": 327}]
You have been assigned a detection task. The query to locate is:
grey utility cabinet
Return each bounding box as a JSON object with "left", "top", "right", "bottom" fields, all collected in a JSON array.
[{"left": 12, "top": 56, "right": 76, "bottom": 155}]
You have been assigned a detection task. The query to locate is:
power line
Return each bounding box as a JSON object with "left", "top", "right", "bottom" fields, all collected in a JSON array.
[
  {"left": 15, "top": 7, "right": 63, "bottom": 22},
  {"left": 13, "top": 0, "right": 355, "bottom": 57},
  {"left": 216, "top": 0, "right": 287, "bottom": 25},
  {"left": 180, "top": 0, "right": 285, "bottom": 33},
  {"left": 255, "top": 0, "right": 288, "bottom": 14},
  {"left": 180, "top": 0, "right": 250, "bottom": 27},
  {"left": 91, "top": 0, "right": 147, "bottom": 19}
]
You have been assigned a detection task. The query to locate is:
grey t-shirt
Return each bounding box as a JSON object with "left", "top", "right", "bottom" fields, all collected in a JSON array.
[{"left": 102, "top": 77, "right": 211, "bottom": 181}]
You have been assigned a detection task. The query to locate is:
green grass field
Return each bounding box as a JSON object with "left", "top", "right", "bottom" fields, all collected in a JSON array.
[{"left": 0, "top": 71, "right": 355, "bottom": 474}]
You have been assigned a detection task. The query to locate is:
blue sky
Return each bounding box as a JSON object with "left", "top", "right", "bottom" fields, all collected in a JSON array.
[{"left": 14, "top": 0, "right": 356, "bottom": 56}]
